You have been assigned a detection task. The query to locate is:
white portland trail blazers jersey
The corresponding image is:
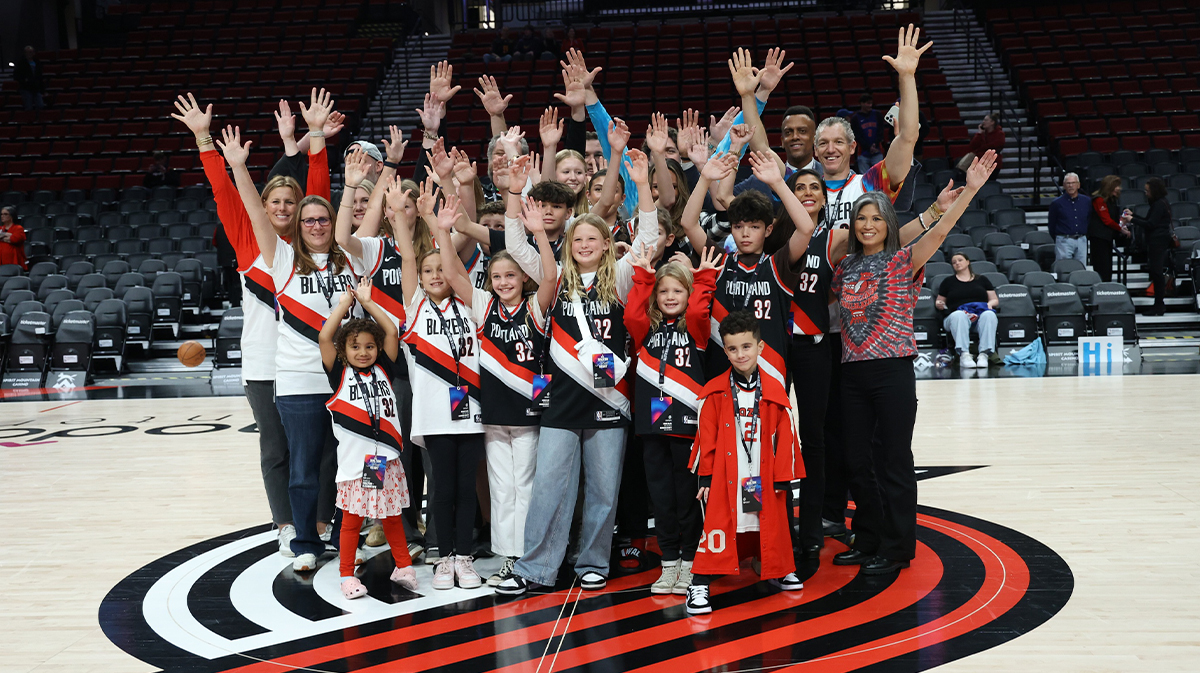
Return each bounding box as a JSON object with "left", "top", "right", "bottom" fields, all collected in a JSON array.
[
  {"left": 325, "top": 356, "right": 404, "bottom": 483},
  {"left": 401, "top": 286, "right": 483, "bottom": 444}
]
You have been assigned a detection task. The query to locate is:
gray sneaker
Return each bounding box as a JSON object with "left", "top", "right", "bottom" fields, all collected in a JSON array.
[
  {"left": 651, "top": 561, "right": 680, "bottom": 595},
  {"left": 277, "top": 524, "right": 296, "bottom": 558},
  {"left": 424, "top": 547, "right": 440, "bottom": 565},
  {"left": 487, "top": 557, "right": 516, "bottom": 587},
  {"left": 673, "top": 564, "right": 693, "bottom": 595}
]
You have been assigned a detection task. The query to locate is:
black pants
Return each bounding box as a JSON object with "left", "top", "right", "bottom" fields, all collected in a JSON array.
[
  {"left": 841, "top": 357, "right": 918, "bottom": 562},
  {"left": 641, "top": 435, "right": 702, "bottom": 562},
  {"left": 615, "top": 431, "right": 649, "bottom": 541},
  {"left": 1147, "top": 236, "right": 1170, "bottom": 310},
  {"left": 821, "top": 333, "right": 849, "bottom": 525},
  {"left": 392, "top": 377, "right": 428, "bottom": 548},
  {"left": 788, "top": 335, "right": 832, "bottom": 551},
  {"left": 1089, "top": 235, "right": 1114, "bottom": 283},
  {"left": 424, "top": 434, "right": 485, "bottom": 556}
]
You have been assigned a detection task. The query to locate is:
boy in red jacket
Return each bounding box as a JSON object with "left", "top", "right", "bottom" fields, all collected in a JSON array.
[{"left": 686, "top": 310, "right": 804, "bottom": 615}]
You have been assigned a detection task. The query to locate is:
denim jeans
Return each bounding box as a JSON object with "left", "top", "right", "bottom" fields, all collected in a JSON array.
[
  {"left": 1054, "top": 236, "right": 1087, "bottom": 264},
  {"left": 857, "top": 151, "right": 884, "bottom": 175},
  {"left": 943, "top": 310, "right": 998, "bottom": 354},
  {"left": 275, "top": 392, "right": 337, "bottom": 557},
  {"left": 513, "top": 427, "right": 626, "bottom": 586}
]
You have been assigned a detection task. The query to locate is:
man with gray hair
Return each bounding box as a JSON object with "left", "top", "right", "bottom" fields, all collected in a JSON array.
[{"left": 1047, "top": 172, "right": 1089, "bottom": 263}]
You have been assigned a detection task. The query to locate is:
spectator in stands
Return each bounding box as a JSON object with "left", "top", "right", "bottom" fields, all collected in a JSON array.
[
  {"left": 935, "top": 252, "right": 999, "bottom": 369},
  {"left": 484, "top": 28, "right": 515, "bottom": 63},
  {"left": 144, "top": 151, "right": 179, "bottom": 189},
  {"left": 1128, "top": 177, "right": 1173, "bottom": 316},
  {"left": 0, "top": 206, "right": 27, "bottom": 270},
  {"left": 561, "top": 27, "right": 584, "bottom": 55},
  {"left": 966, "top": 113, "right": 1005, "bottom": 174},
  {"left": 539, "top": 27, "right": 562, "bottom": 61},
  {"left": 1088, "top": 175, "right": 1130, "bottom": 283},
  {"left": 850, "top": 94, "right": 886, "bottom": 175},
  {"left": 14, "top": 45, "right": 45, "bottom": 111},
  {"left": 513, "top": 26, "right": 543, "bottom": 61},
  {"left": 1047, "top": 173, "right": 1089, "bottom": 264}
]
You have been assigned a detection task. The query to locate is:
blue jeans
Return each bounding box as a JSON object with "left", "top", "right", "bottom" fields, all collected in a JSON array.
[
  {"left": 275, "top": 393, "right": 337, "bottom": 557},
  {"left": 513, "top": 427, "right": 626, "bottom": 586},
  {"left": 1055, "top": 236, "right": 1087, "bottom": 264},
  {"left": 857, "top": 151, "right": 884, "bottom": 175},
  {"left": 943, "top": 310, "right": 998, "bottom": 354}
]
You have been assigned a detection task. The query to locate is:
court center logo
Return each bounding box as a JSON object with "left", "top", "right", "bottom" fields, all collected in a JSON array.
[{"left": 99, "top": 467, "right": 1072, "bottom": 672}]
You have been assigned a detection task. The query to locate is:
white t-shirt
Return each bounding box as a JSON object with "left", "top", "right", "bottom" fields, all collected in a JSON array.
[
  {"left": 734, "top": 384, "right": 762, "bottom": 534},
  {"left": 238, "top": 253, "right": 277, "bottom": 383}
]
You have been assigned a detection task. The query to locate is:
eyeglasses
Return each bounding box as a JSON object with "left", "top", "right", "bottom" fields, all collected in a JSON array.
[{"left": 300, "top": 217, "right": 331, "bottom": 228}]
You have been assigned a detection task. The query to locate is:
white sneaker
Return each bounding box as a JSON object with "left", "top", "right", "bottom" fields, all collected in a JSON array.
[
  {"left": 651, "top": 561, "right": 681, "bottom": 595},
  {"left": 455, "top": 555, "right": 482, "bottom": 589},
  {"left": 579, "top": 571, "right": 607, "bottom": 590},
  {"left": 673, "top": 563, "right": 693, "bottom": 595},
  {"left": 292, "top": 553, "right": 318, "bottom": 573},
  {"left": 977, "top": 352, "right": 990, "bottom": 368},
  {"left": 685, "top": 584, "right": 712, "bottom": 615},
  {"left": 319, "top": 524, "right": 332, "bottom": 543},
  {"left": 277, "top": 524, "right": 296, "bottom": 558},
  {"left": 960, "top": 352, "right": 977, "bottom": 368},
  {"left": 487, "top": 557, "right": 516, "bottom": 587},
  {"left": 354, "top": 546, "right": 366, "bottom": 566},
  {"left": 432, "top": 555, "right": 456, "bottom": 590},
  {"left": 769, "top": 572, "right": 804, "bottom": 591}
]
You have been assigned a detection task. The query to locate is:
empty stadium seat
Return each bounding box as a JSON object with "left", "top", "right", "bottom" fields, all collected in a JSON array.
[
  {"left": 1090, "top": 283, "right": 1138, "bottom": 343},
  {"left": 993, "top": 246, "right": 1027, "bottom": 274},
  {"left": 2, "top": 276, "right": 32, "bottom": 299},
  {"left": 1022, "top": 271, "right": 1057, "bottom": 303},
  {"left": 10, "top": 299, "right": 45, "bottom": 326},
  {"left": 114, "top": 272, "right": 145, "bottom": 297},
  {"left": 51, "top": 299, "right": 85, "bottom": 329},
  {"left": 36, "top": 274, "right": 70, "bottom": 302},
  {"left": 28, "top": 261, "right": 57, "bottom": 288},
  {"left": 151, "top": 272, "right": 184, "bottom": 335},
  {"left": 1007, "top": 259, "right": 1042, "bottom": 284},
  {"left": 215, "top": 307, "right": 244, "bottom": 368},
  {"left": 981, "top": 232, "right": 1015, "bottom": 258},
  {"left": 983, "top": 272, "right": 1010, "bottom": 290},
  {"left": 82, "top": 287, "right": 115, "bottom": 312},
  {"left": 958, "top": 246, "right": 987, "bottom": 263},
  {"left": 995, "top": 284, "right": 1038, "bottom": 346},
  {"left": 51, "top": 310, "right": 94, "bottom": 372},
  {"left": 1051, "top": 259, "right": 1087, "bottom": 280},
  {"left": 43, "top": 289, "right": 75, "bottom": 317},
  {"left": 942, "top": 233, "right": 974, "bottom": 257},
  {"left": 5, "top": 310, "right": 51, "bottom": 375},
  {"left": 122, "top": 286, "right": 154, "bottom": 347},
  {"left": 971, "top": 261, "right": 998, "bottom": 275},
  {"left": 3, "top": 289, "right": 35, "bottom": 315},
  {"left": 101, "top": 260, "right": 131, "bottom": 287},
  {"left": 74, "top": 273, "right": 107, "bottom": 299},
  {"left": 1040, "top": 283, "right": 1087, "bottom": 344},
  {"left": 92, "top": 298, "right": 128, "bottom": 369},
  {"left": 969, "top": 225, "right": 999, "bottom": 248},
  {"left": 1068, "top": 270, "right": 1104, "bottom": 304},
  {"left": 64, "top": 261, "right": 95, "bottom": 288},
  {"left": 913, "top": 288, "right": 941, "bottom": 349},
  {"left": 174, "top": 258, "right": 204, "bottom": 313},
  {"left": 923, "top": 262, "right": 953, "bottom": 284}
]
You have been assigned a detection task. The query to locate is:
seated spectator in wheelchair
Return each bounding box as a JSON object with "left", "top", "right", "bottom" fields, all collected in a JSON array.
[{"left": 935, "top": 252, "right": 999, "bottom": 369}]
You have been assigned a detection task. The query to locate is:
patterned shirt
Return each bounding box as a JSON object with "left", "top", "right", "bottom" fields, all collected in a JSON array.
[{"left": 831, "top": 245, "right": 924, "bottom": 363}]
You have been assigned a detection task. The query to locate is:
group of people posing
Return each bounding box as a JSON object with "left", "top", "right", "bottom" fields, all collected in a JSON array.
[{"left": 172, "top": 27, "right": 998, "bottom": 615}]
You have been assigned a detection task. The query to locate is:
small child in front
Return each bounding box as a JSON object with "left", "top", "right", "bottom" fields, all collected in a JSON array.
[{"left": 686, "top": 310, "right": 804, "bottom": 615}]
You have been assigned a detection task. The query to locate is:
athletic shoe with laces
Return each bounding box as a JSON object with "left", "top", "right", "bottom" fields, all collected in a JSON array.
[
  {"left": 673, "top": 564, "right": 693, "bottom": 595},
  {"left": 685, "top": 584, "right": 712, "bottom": 615},
  {"left": 319, "top": 524, "right": 332, "bottom": 543},
  {"left": 277, "top": 524, "right": 296, "bottom": 558},
  {"left": 960, "top": 352, "right": 977, "bottom": 369},
  {"left": 455, "top": 555, "right": 483, "bottom": 589},
  {"left": 487, "top": 557, "right": 516, "bottom": 587},
  {"left": 651, "top": 561, "right": 681, "bottom": 595},
  {"left": 424, "top": 547, "right": 440, "bottom": 565},
  {"left": 494, "top": 573, "right": 530, "bottom": 595},
  {"left": 432, "top": 555, "right": 456, "bottom": 590},
  {"left": 292, "top": 553, "right": 318, "bottom": 573},
  {"left": 579, "top": 571, "right": 607, "bottom": 590},
  {"left": 769, "top": 572, "right": 804, "bottom": 591},
  {"left": 390, "top": 565, "right": 418, "bottom": 591},
  {"left": 977, "top": 352, "right": 990, "bottom": 369}
]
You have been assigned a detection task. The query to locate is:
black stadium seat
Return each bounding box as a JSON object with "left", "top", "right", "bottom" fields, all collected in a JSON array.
[
  {"left": 82, "top": 287, "right": 115, "bottom": 313},
  {"left": 958, "top": 246, "right": 986, "bottom": 263},
  {"left": 3, "top": 289, "right": 35, "bottom": 316},
  {"left": 1022, "top": 271, "right": 1056, "bottom": 304},
  {"left": 114, "top": 272, "right": 145, "bottom": 297},
  {"left": 174, "top": 258, "right": 204, "bottom": 313},
  {"left": 122, "top": 286, "right": 154, "bottom": 348},
  {"left": 6, "top": 310, "right": 51, "bottom": 376},
  {"left": 2, "top": 276, "right": 32, "bottom": 299},
  {"left": 215, "top": 307, "right": 244, "bottom": 368},
  {"left": 37, "top": 275, "right": 70, "bottom": 302},
  {"left": 51, "top": 310, "right": 94, "bottom": 372},
  {"left": 1090, "top": 283, "right": 1138, "bottom": 343},
  {"left": 101, "top": 260, "right": 131, "bottom": 288},
  {"left": 92, "top": 298, "right": 128, "bottom": 370},
  {"left": 1040, "top": 283, "right": 1087, "bottom": 344},
  {"left": 151, "top": 272, "right": 184, "bottom": 336},
  {"left": 1067, "top": 270, "right": 1103, "bottom": 305},
  {"left": 43, "top": 289, "right": 75, "bottom": 317},
  {"left": 74, "top": 273, "right": 107, "bottom": 299},
  {"left": 983, "top": 272, "right": 1010, "bottom": 290},
  {"left": 51, "top": 299, "right": 86, "bottom": 329},
  {"left": 995, "top": 284, "right": 1038, "bottom": 346},
  {"left": 10, "top": 299, "right": 44, "bottom": 326},
  {"left": 1007, "top": 259, "right": 1041, "bottom": 284},
  {"left": 993, "top": 246, "right": 1028, "bottom": 275},
  {"left": 913, "top": 288, "right": 942, "bottom": 349},
  {"left": 1051, "top": 259, "right": 1086, "bottom": 280}
]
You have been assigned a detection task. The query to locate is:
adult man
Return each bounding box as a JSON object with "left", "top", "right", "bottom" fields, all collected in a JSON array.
[
  {"left": 14, "top": 46, "right": 45, "bottom": 111},
  {"left": 1047, "top": 173, "right": 1089, "bottom": 263},
  {"left": 849, "top": 94, "right": 886, "bottom": 174}
]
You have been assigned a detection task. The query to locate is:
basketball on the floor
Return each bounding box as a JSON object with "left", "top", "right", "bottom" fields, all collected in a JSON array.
[{"left": 177, "top": 341, "right": 206, "bottom": 368}]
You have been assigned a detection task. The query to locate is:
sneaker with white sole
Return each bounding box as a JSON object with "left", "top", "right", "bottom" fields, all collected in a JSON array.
[
  {"left": 455, "top": 555, "right": 482, "bottom": 589},
  {"left": 977, "top": 352, "right": 990, "bottom": 369},
  {"left": 651, "top": 561, "right": 680, "bottom": 595},
  {"left": 407, "top": 542, "right": 425, "bottom": 563},
  {"left": 495, "top": 574, "right": 530, "bottom": 595},
  {"left": 960, "top": 352, "right": 977, "bottom": 369},
  {"left": 277, "top": 524, "right": 296, "bottom": 558},
  {"left": 673, "top": 563, "right": 693, "bottom": 595},
  {"left": 768, "top": 572, "right": 804, "bottom": 591},
  {"left": 579, "top": 571, "right": 607, "bottom": 590},
  {"left": 685, "top": 584, "right": 712, "bottom": 614},
  {"left": 319, "top": 524, "right": 332, "bottom": 543},
  {"left": 432, "top": 555, "right": 456, "bottom": 590},
  {"left": 292, "top": 553, "right": 318, "bottom": 573},
  {"left": 424, "top": 547, "right": 440, "bottom": 566},
  {"left": 390, "top": 565, "right": 418, "bottom": 591},
  {"left": 487, "top": 557, "right": 516, "bottom": 587}
]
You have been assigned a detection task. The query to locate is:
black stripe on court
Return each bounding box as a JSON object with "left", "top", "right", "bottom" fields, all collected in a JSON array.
[
  {"left": 271, "top": 566, "right": 345, "bottom": 622},
  {"left": 187, "top": 542, "right": 274, "bottom": 640}
]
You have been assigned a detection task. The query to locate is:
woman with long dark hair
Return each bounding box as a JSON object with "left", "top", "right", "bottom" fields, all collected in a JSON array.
[
  {"left": 1128, "top": 176, "right": 1172, "bottom": 316},
  {"left": 1088, "top": 175, "right": 1129, "bottom": 283}
]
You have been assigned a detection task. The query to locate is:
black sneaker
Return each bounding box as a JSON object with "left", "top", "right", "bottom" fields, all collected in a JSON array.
[
  {"left": 494, "top": 574, "right": 530, "bottom": 595},
  {"left": 768, "top": 572, "right": 804, "bottom": 591},
  {"left": 579, "top": 571, "right": 607, "bottom": 590},
  {"left": 685, "top": 584, "right": 712, "bottom": 615},
  {"left": 822, "top": 518, "right": 847, "bottom": 536}
]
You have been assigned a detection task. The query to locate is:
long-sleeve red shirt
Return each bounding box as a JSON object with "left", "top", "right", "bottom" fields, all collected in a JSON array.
[{"left": 0, "top": 224, "right": 26, "bottom": 269}]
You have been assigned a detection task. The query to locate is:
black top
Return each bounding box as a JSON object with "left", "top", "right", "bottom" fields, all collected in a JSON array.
[
  {"left": 937, "top": 274, "right": 994, "bottom": 313},
  {"left": 1131, "top": 199, "right": 1173, "bottom": 241}
]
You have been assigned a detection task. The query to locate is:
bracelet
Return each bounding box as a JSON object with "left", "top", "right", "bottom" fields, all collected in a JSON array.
[
  {"left": 509, "top": 190, "right": 524, "bottom": 196},
  {"left": 423, "top": 130, "right": 439, "bottom": 141},
  {"left": 922, "top": 203, "right": 943, "bottom": 229},
  {"left": 345, "top": 183, "right": 361, "bottom": 191},
  {"left": 383, "top": 160, "right": 401, "bottom": 169},
  {"left": 308, "top": 130, "right": 325, "bottom": 137},
  {"left": 196, "top": 136, "right": 213, "bottom": 147}
]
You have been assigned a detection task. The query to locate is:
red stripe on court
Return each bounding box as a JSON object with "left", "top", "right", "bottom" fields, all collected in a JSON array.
[{"left": 39, "top": 400, "right": 83, "bottom": 412}]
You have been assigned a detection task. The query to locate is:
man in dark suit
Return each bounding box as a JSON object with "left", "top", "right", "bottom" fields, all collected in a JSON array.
[{"left": 14, "top": 45, "right": 45, "bottom": 111}]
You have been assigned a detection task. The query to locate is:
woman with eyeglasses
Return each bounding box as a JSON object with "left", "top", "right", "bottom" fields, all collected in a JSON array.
[{"left": 219, "top": 88, "right": 361, "bottom": 574}]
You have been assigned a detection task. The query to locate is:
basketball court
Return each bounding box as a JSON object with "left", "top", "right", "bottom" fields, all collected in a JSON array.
[{"left": 3, "top": 372, "right": 1197, "bottom": 672}]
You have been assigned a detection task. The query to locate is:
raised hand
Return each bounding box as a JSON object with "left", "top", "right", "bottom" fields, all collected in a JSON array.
[
  {"left": 436, "top": 193, "right": 461, "bottom": 231},
  {"left": 385, "top": 176, "right": 412, "bottom": 215},
  {"left": 324, "top": 111, "right": 346, "bottom": 139},
  {"left": 710, "top": 106, "right": 741, "bottom": 141},
  {"left": 539, "top": 107, "right": 563, "bottom": 148},
  {"left": 625, "top": 148, "right": 650, "bottom": 185},
  {"left": 353, "top": 277, "right": 375, "bottom": 305},
  {"left": 518, "top": 195, "right": 543, "bottom": 233},
  {"left": 747, "top": 150, "right": 783, "bottom": 186},
  {"left": 474, "top": 75, "right": 512, "bottom": 117},
  {"left": 425, "top": 137, "right": 455, "bottom": 182},
  {"left": 701, "top": 151, "right": 739, "bottom": 181},
  {"left": 561, "top": 48, "right": 602, "bottom": 91},
  {"left": 337, "top": 285, "right": 356, "bottom": 311},
  {"left": 344, "top": 149, "right": 371, "bottom": 187},
  {"left": 689, "top": 130, "right": 711, "bottom": 171},
  {"left": 883, "top": 23, "right": 932, "bottom": 77},
  {"left": 499, "top": 126, "right": 524, "bottom": 159},
  {"left": 758, "top": 47, "right": 794, "bottom": 94},
  {"left": 728, "top": 123, "right": 755, "bottom": 152},
  {"left": 416, "top": 175, "right": 439, "bottom": 219},
  {"left": 171, "top": 92, "right": 213, "bottom": 137},
  {"left": 727, "top": 47, "right": 762, "bottom": 98},
  {"left": 608, "top": 117, "right": 631, "bottom": 154},
  {"left": 553, "top": 67, "right": 588, "bottom": 109},
  {"left": 273, "top": 99, "right": 297, "bottom": 142},
  {"left": 382, "top": 124, "right": 407, "bottom": 163},
  {"left": 416, "top": 92, "right": 446, "bottom": 133},
  {"left": 645, "top": 112, "right": 670, "bottom": 156},
  {"left": 669, "top": 250, "right": 694, "bottom": 270},
  {"left": 935, "top": 179, "right": 965, "bottom": 212},
  {"left": 965, "top": 150, "right": 998, "bottom": 190},
  {"left": 216, "top": 125, "right": 251, "bottom": 167},
  {"left": 509, "top": 154, "right": 533, "bottom": 191},
  {"left": 429, "top": 60, "right": 461, "bottom": 103},
  {"left": 450, "top": 148, "right": 477, "bottom": 185},
  {"left": 299, "top": 87, "right": 333, "bottom": 131},
  {"left": 697, "top": 246, "right": 722, "bottom": 272},
  {"left": 678, "top": 108, "right": 701, "bottom": 137},
  {"left": 629, "top": 241, "right": 656, "bottom": 273}
]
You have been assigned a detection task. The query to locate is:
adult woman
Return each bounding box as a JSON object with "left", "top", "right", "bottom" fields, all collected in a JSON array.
[
  {"left": 936, "top": 253, "right": 999, "bottom": 368},
  {"left": 967, "top": 112, "right": 1005, "bottom": 172},
  {"left": 0, "top": 206, "right": 26, "bottom": 269},
  {"left": 219, "top": 88, "right": 356, "bottom": 574},
  {"left": 172, "top": 93, "right": 329, "bottom": 559},
  {"left": 1088, "top": 175, "right": 1129, "bottom": 283},
  {"left": 349, "top": 179, "right": 375, "bottom": 232},
  {"left": 1128, "top": 177, "right": 1172, "bottom": 316},
  {"left": 830, "top": 152, "right": 996, "bottom": 576}
]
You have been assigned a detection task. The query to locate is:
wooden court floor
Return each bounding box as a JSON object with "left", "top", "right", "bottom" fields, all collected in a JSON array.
[{"left": 2, "top": 375, "right": 1198, "bottom": 672}]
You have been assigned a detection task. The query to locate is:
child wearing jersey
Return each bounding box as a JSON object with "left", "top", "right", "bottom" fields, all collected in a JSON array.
[
  {"left": 394, "top": 182, "right": 486, "bottom": 590},
  {"left": 495, "top": 147, "right": 660, "bottom": 596},
  {"left": 686, "top": 311, "right": 804, "bottom": 616},
  {"left": 318, "top": 279, "right": 417, "bottom": 598},
  {"left": 625, "top": 245, "right": 720, "bottom": 595},
  {"left": 432, "top": 187, "right": 558, "bottom": 586}
]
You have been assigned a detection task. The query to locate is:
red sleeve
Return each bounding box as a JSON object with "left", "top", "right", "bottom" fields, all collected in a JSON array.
[
  {"left": 200, "top": 150, "right": 259, "bottom": 272},
  {"left": 7, "top": 225, "right": 25, "bottom": 245},
  {"left": 686, "top": 267, "right": 717, "bottom": 347},
  {"left": 623, "top": 266, "right": 655, "bottom": 349},
  {"left": 1092, "top": 196, "right": 1123, "bottom": 233},
  {"left": 771, "top": 403, "right": 799, "bottom": 484},
  {"left": 307, "top": 147, "right": 330, "bottom": 201}
]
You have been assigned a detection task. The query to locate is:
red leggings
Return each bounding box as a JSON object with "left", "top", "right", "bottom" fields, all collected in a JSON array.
[{"left": 339, "top": 511, "right": 413, "bottom": 577}]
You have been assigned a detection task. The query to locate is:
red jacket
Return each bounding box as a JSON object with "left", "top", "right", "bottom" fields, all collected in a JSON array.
[
  {"left": 0, "top": 224, "right": 27, "bottom": 269},
  {"left": 688, "top": 370, "right": 802, "bottom": 579},
  {"left": 968, "top": 126, "right": 1005, "bottom": 170}
]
